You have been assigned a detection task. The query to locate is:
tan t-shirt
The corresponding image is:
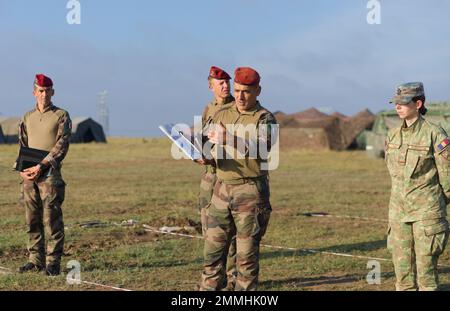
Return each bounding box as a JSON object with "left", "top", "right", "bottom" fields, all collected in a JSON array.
[
  {"left": 211, "top": 102, "right": 277, "bottom": 182},
  {"left": 19, "top": 104, "right": 72, "bottom": 169}
]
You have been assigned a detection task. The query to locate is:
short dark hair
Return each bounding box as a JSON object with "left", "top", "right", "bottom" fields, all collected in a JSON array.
[{"left": 412, "top": 95, "right": 427, "bottom": 115}]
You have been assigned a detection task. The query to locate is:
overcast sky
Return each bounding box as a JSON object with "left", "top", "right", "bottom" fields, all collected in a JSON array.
[{"left": 0, "top": 0, "right": 449, "bottom": 136}]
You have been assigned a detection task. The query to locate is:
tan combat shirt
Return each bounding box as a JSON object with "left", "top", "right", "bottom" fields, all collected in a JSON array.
[
  {"left": 19, "top": 104, "right": 72, "bottom": 170},
  {"left": 211, "top": 101, "right": 277, "bottom": 183}
]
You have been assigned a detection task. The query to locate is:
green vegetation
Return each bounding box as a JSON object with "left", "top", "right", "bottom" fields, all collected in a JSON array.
[{"left": 0, "top": 138, "right": 448, "bottom": 290}]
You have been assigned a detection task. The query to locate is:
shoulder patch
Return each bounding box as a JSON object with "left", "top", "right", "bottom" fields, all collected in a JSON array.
[
  {"left": 437, "top": 138, "right": 449, "bottom": 152},
  {"left": 259, "top": 111, "right": 276, "bottom": 124}
]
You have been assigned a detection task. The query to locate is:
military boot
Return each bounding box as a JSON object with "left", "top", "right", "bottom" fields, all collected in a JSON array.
[
  {"left": 18, "top": 262, "right": 44, "bottom": 273},
  {"left": 44, "top": 263, "right": 61, "bottom": 276}
]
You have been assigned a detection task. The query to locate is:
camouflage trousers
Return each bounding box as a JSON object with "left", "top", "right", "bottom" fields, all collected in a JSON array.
[
  {"left": 20, "top": 174, "right": 66, "bottom": 267},
  {"left": 200, "top": 177, "right": 271, "bottom": 291},
  {"left": 198, "top": 171, "right": 237, "bottom": 289},
  {"left": 387, "top": 218, "right": 449, "bottom": 291}
]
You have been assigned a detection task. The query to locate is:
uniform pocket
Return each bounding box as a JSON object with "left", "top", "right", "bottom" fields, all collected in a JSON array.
[
  {"left": 198, "top": 173, "right": 216, "bottom": 211},
  {"left": 42, "top": 178, "right": 66, "bottom": 204},
  {"left": 410, "top": 155, "right": 435, "bottom": 179},
  {"left": 431, "top": 231, "right": 449, "bottom": 256},
  {"left": 55, "top": 180, "right": 66, "bottom": 204},
  {"left": 407, "top": 145, "right": 432, "bottom": 178},
  {"left": 385, "top": 145, "right": 400, "bottom": 177},
  {"left": 251, "top": 204, "right": 271, "bottom": 240},
  {"left": 423, "top": 220, "right": 449, "bottom": 256}
]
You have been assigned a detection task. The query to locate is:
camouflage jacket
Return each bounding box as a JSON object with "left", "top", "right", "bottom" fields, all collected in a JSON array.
[
  {"left": 201, "top": 96, "right": 234, "bottom": 174},
  {"left": 385, "top": 116, "right": 449, "bottom": 222},
  {"left": 18, "top": 104, "right": 72, "bottom": 170}
]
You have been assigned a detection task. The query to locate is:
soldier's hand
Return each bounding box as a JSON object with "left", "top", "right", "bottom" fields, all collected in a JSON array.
[
  {"left": 20, "top": 170, "right": 35, "bottom": 181},
  {"left": 208, "top": 122, "right": 227, "bottom": 145},
  {"left": 194, "top": 158, "right": 207, "bottom": 165},
  {"left": 194, "top": 158, "right": 214, "bottom": 166},
  {"left": 23, "top": 165, "right": 42, "bottom": 180}
]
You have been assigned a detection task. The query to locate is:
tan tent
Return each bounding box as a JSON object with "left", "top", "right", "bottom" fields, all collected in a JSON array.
[
  {"left": 276, "top": 107, "right": 375, "bottom": 151},
  {"left": 292, "top": 108, "right": 329, "bottom": 119},
  {"left": 71, "top": 117, "right": 107, "bottom": 143},
  {"left": 273, "top": 111, "right": 288, "bottom": 125},
  {"left": 331, "top": 111, "right": 349, "bottom": 120},
  {"left": 0, "top": 117, "right": 20, "bottom": 144},
  {"left": 280, "top": 127, "right": 332, "bottom": 150},
  {"left": 341, "top": 109, "right": 375, "bottom": 149}
]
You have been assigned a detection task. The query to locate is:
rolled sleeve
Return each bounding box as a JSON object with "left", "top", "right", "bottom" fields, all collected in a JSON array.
[
  {"left": 257, "top": 113, "right": 278, "bottom": 154},
  {"left": 44, "top": 112, "right": 72, "bottom": 169}
]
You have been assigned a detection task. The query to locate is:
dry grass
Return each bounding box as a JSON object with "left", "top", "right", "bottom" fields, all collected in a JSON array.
[{"left": 0, "top": 138, "right": 448, "bottom": 291}]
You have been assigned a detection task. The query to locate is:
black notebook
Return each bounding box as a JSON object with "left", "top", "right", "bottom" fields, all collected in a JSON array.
[{"left": 15, "top": 146, "right": 49, "bottom": 172}]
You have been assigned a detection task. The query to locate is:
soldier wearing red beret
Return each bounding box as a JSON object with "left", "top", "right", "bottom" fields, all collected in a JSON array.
[
  {"left": 16, "top": 74, "right": 72, "bottom": 276},
  {"left": 200, "top": 67, "right": 278, "bottom": 291},
  {"left": 196, "top": 66, "right": 237, "bottom": 290}
]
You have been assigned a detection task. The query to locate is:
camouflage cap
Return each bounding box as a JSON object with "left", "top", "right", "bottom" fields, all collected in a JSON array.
[{"left": 390, "top": 82, "right": 425, "bottom": 105}]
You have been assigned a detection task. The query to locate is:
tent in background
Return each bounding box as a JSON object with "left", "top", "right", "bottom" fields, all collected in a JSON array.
[
  {"left": 0, "top": 116, "right": 107, "bottom": 144},
  {"left": 71, "top": 117, "right": 107, "bottom": 143},
  {"left": 0, "top": 117, "right": 21, "bottom": 144}
]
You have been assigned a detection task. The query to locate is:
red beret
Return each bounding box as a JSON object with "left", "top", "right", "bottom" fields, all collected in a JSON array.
[
  {"left": 209, "top": 66, "right": 231, "bottom": 80},
  {"left": 34, "top": 74, "right": 53, "bottom": 87},
  {"left": 234, "top": 67, "right": 260, "bottom": 86}
]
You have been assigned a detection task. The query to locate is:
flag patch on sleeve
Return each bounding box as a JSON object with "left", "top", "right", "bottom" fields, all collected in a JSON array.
[{"left": 437, "top": 138, "right": 449, "bottom": 151}]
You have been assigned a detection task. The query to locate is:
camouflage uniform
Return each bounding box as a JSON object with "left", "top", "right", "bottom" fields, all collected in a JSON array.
[
  {"left": 198, "top": 96, "right": 237, "bottom": 288},
  {"left": 200, "top": 102, "right": 277, "bottom": 291},
  {"left": 386, "top": 82, "right": 450, "bottom": 291},
  {"left": 18, "top": 104, "right": 72, "bottom": 268}
]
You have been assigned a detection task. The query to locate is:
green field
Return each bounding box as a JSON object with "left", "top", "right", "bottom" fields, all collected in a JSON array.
[{"left": 0, "top": 138, "right": 449, "bottom": 291}]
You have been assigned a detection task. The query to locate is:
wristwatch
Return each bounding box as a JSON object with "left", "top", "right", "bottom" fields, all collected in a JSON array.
[{"left": 37, "top": 163, "right": 46, "bottom": 171}]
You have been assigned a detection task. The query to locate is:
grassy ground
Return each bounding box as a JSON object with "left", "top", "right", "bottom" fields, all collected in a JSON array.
[{"left": 0, "top": 138, "right": 449, "bottom": 291}]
